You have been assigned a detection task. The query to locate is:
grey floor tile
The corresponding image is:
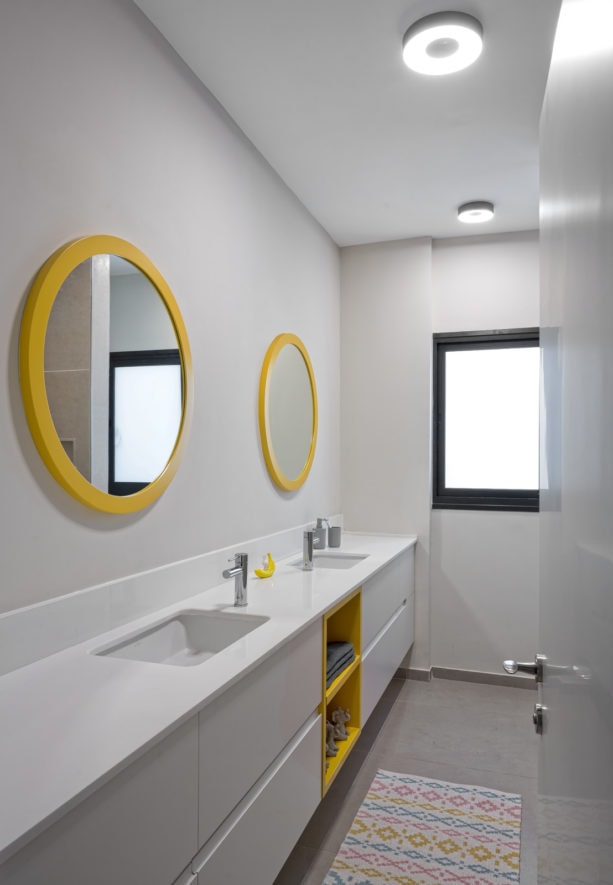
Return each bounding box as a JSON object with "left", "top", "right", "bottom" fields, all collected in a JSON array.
[
  {"left": 298, "top": 849, "right": 337, "bottom": 885},
  {"left": 370, "top": 684, "right": 537, "bottom": 779},
  {"left": 397, "top": 673, "right": 536, "bottom": 715},
  {"left": 274, "top": 842, "right": 318, "bottom": 885},
  {"left": 274, "top": 677, "right": 539, "bottom": 884}
]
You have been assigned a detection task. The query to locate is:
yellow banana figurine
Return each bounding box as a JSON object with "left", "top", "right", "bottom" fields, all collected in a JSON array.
[{"left": 254, "top": 552, "right": 275, "bottom": 579}]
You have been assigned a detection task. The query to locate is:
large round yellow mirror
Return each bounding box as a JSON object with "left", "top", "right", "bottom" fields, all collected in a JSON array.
[
  {"left": 258, "top": 333, "right": 317, "bottom": 491},
  {"left": 19, "top": 235, "right": 193, "bottom": 513}
]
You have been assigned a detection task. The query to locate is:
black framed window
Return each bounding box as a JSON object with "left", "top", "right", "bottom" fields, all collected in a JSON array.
[
  {"left": 433, "top": 329, "right": 540, "bottom": 512},
  {"left": 109, "top": 349, "right": 182, "bottom": 496}
]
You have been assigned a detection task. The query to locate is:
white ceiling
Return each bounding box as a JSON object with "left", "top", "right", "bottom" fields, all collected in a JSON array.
[{"left": 133, "top": 0, "right": 562, "bottom": 246}]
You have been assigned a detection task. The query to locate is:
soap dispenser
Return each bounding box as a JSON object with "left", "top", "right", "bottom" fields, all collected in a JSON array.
[{"left": 314, "top": 517, "right": 327, "bottom": 550}]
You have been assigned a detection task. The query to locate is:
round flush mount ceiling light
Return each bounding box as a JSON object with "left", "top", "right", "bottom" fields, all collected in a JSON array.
[
  {"left": 457, "top": 200, "right": 495, "bottom": 223},
  {"left": 402, "top": 11, "right": 483, "bottom": 76}
]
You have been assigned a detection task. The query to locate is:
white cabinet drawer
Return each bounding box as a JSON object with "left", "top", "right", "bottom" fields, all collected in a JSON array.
[
  {"left": 362, "top": 547, "right": 414, "bottom": 650},
  {"left": 0, "top": 719, "right": 198, "bottom": 885},
  {"left": 195, "top": 715, "right": 321, "bottom": 885},
  {"left": 362, "top": 602, "right": 413, "bottom": 724},
  {"left": 198, "top": 620, "right": 321, "bottom": 847}
]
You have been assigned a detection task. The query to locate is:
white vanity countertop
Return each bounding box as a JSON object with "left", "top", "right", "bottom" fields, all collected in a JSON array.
[{"left": 0, "top": 532, "right": 415, "bottom": 863}]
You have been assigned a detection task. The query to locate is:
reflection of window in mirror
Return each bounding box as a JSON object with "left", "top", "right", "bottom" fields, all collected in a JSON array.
[
  {"left": 43, "top": 254, "right": 183, "bottom": 495},
  {"left": 109, "top": 350, "right": 182, "bottom": 496},
  {"left": 21, "top": 234, "right": 193, "bottom": 513}
]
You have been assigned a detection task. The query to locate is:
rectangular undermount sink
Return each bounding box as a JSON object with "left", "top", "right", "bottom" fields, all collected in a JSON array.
[
  {"left": 95, "top": 610, "right": 269, "bottom": 667},
  {"left": 290, "top": 553, "right": 368, "bottom": 570}
]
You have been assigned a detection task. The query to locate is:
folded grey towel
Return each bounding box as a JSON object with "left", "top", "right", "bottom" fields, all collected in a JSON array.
[
  {"left": 326, "top": 655, "right": 355, "bottom": 687},
  {"left": 327, "top": 649, "right": 354, "bottom": 677},
  {"left": 326, "top": 641, "right": 355, "bottom": 687},
  {"left": 326, "top": 641, "right": 354, "bottom": 670}
]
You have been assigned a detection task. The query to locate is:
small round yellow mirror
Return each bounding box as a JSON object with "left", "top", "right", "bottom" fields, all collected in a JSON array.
[
  {"left": 19, "top": 235, "right": 193, "bottom": 513},
  {"left": 258, "top": 333, "right": 318, "bottom": 491}
]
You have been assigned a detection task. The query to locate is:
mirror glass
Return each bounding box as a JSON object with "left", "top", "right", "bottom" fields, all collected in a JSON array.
[
  {"left": 268, "top": 344, "right": 313, "bottom": 479},
  {"left": 44, "top": 255, "right": 181, "bottom": 495},
  {"left": 259, "top": 333, "right": 317, "bottom": 491},
  {"left": 20, "top": 236, "right": 192, "bottom": 514}
]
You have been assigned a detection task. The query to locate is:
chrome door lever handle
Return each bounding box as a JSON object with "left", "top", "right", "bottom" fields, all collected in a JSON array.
[
  {"left": 504, "top": 660, "right": 536, "bottom": 674},
  {"left": 503, "top": 654, "right": 546, "bottom": 683}
]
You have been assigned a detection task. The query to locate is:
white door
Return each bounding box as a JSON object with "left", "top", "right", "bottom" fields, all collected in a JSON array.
[{"left": 538, "top": 0, "right": 613, "bottom": 881}]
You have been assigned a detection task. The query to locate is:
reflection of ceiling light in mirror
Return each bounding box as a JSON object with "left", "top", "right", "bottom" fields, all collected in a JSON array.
[
  {"left": 402, "top": 12, "right": 483, "bottom": 75},
  {"left": 457, "top": 201, "right": 495, "bottom": 223}
]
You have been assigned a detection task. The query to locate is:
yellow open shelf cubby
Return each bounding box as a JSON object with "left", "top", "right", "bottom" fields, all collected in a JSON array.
[{"left": 321, "top": 587, "right": 361, "bottom": 794}]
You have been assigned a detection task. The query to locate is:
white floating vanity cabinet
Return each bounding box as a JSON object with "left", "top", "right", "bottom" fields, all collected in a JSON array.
[
  {"left": 2, "top": 545, "right": 414, "bottom": 885},
  {"left": 0, "top": 718, "right": 200, "bottom": 885},
  {"left": 362, "top": 549, "right": 415, "bottom": 724},
  {"left": 194, "top": 622, "right": 322, "bottom": 883}
]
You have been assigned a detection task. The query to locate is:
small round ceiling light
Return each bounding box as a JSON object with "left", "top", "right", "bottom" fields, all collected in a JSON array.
[
  {"left": 458, "top": 201, "right": 495, "bottom": 223},
  {"left": 402, "top": 12, "right": 483, "bottom": 76}
]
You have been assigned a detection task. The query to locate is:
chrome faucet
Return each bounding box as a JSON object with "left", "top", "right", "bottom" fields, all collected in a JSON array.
[
  {"left": 303, "top": 530, "right": 322, "bottom": 570},
  {"left": 223, "top": 552, "right": 248, "bottom": 606}
]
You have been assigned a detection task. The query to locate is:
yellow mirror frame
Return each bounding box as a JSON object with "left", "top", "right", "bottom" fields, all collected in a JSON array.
[
  {"left": 258, "top": 333, "right": 318, "bottom": 491},
  {"left": 19, "top": 235, "right": 193, "bottom": 514}
]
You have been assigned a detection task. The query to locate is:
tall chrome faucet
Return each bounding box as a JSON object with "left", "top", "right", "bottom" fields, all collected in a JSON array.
[
  {"left": 303, "top": 530, "right": 322, "bottom": 570},
  {"left": 223, "top": 552, "right": 249, "bottom": 606}
]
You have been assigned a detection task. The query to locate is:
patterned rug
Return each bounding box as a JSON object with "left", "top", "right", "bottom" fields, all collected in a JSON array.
[{"left": 323, "top": 770, "right": 522, "bottom": 884}]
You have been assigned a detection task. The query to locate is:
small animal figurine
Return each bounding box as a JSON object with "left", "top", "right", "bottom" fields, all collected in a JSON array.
[
  {"left": 331, "top": 707, "right": 350, "bottom": 741},
  {"left": 325, "top": 721, "right": 338, "bottom": 756}
]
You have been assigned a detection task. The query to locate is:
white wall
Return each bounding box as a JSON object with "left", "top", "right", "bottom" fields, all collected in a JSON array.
[
  {"left": 433, "top": 231, "right": 541, "bottom": 334},
  {"left": 0, "top": 0, "right": 541, "bottom": 677},
  {"left": 340, "top": 231, "right": 540, "bottom": 676},
  {"left": 0, "top": 0, "right": 340, "bottom": 614},
  {"left": 340, "top": 239, "right": 433, "bottom": 671},
  {"left": 431, "top": 232, "right": 540, "bottom": 674}
]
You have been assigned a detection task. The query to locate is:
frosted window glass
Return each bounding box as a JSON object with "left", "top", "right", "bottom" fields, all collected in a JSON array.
[
  {"left": 445, "top": 347, "right": 539, "bottom": 489},
  {"left": 113, "top": 364, "right": 182, "bottom": 483}
]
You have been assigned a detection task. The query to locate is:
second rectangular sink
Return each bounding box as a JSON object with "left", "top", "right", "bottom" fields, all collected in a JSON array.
[
  {"left": 95, "top": 610, "right": 269, "bottom": 667},
  {"left": 290, "top": 553, "right": 368, "bottom": 570}
]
